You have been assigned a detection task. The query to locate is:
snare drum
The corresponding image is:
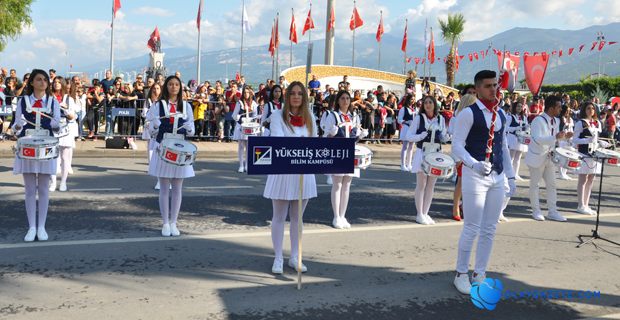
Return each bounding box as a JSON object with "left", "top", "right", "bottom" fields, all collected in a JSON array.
[
  {"left": 159, "top": 138, "right": 197, "bottom": 166},
  {"left": 516, "top": 131, "right": 531, "bottom": 145},
  {"left": 594, "top": 148, "right": 620, "bottom": 167},
  {"left": 241, "top": 123, "right": 261, "bottom": 137},
  {"left": 422, "top": 152, "right": 455, "bottom": 178},
  {"left": 552, "top": 147, "right": 582, "bottom": 170},
  {"left": 354, "top": 145, "right": 372, "bottom": 169},
  {"left": 16, "top": 136, "right": 59, "bottom": 160}
]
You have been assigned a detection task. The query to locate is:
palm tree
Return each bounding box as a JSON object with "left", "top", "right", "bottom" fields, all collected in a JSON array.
[{"left": 438, "top": 13, "right": 465, "bottom": 87}]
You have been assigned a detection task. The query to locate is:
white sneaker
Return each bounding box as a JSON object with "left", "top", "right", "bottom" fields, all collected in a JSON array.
[
  {"left": 271, "top": 257, "right": 284, "bottom": 274},
  {"left": 170, "top": 223, "right": 180, "bottom": 236},
  {"left": 425, "top": 215, "right": 436, "bottom": 225},
  {"left": 24, "top": 228, "right": 37, "bottom": 242},
  {"left": 416, "top": 215, "right": 431, "bottom": 225},
  {"left": 154, "top": 181, "right": 160, "bottom": 190},
  {"left": 161, "top": 223, "right": 171, "bottom": 237},
  {"left": 129, "top": 141, "right": 138, "bottom": 150},
  {"left": 288, "top": 257, "right": 308, "bottom": 273},
  {"left": 401, "top": 164, "right": 407, "bottom": 171},
  {"left": 515, "top": 175, "right": 526, "bottom": 181},
  {"left": 341, "top": 217, "right": 351, "bottom": 229},
  {"left": 59, "top": 183, "right": 67, "bottom": 192},
  {"left": 68, "top": 167, "right": 74, "bottom": 175},
  {"left": 498, "top": 213, "right": 509, "bottom": 222},
  {"left": 585, "top": 206, "right": 597, "bottom": 215},
  {"left": 454, "top": 273, "right": 471, "bottom": 295},
  {"left": 472, "top": 272, "right": 486, "bottom": 284},
  {"left": 49, "top": 178, "right": 57, "bottom": 192},
  {"left": 36, "top": 227, "right": 48, "bottom": 241},
  {"left": 332, "top": 217, "right": 343, "bottom": 229},
  {"left": 532, "top": 211, "right": 545, "bottom": 221},
  {"left": 237, "top": 166, "right": 244, "bottom": 173},
  {"left": 577, "top": 206, "right": 593, "bottom": 215},
  {"left": 547, "top": 211, "right": 567, "bottom": 222}
]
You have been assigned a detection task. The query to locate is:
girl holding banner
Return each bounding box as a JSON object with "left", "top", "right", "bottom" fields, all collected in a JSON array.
[
  {"left": 405, "top": 95, "right": 448, "bottom": 225},
  {"left": 323, "top": 90, "right": 368, "bottom": 229},
  {"left": 232, "top": 87, "right": 259, "bottom": 173},
  {"left": 11, "top": 69, "right": 61, "bottom": 241},
  {"left": 146, "top": 76, "right": 195, "bottom": 237},
  {"left": 263, "top": 81, "right": 317, "bottom": 274}
]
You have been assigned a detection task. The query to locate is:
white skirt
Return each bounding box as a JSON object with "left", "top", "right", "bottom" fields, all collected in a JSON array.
[
  {"left": 332, "top": 168, "right": 360, "bottom": 178},
  {"left": 507, "top": 133, "right": 528, "bottom": 152},
  {"left": 263, "top": 174, "right": 317, "bottom": 200},
  {"left": 13, "top": 156, "right": 57, "bottom": 175},
  {"left": 58, "top": 133, "right": 75, "bottom": 148},
  {"left": 411, "top": 149, "right": 424, "bottom": 173},
  {"left": 148, "top": 143, "right": 195, "bottom": 179},
  {"left": 399, "top": 124, "right": 410, "bottom": 141},
  {"left": 576, "top": 156, "right": 601, "bottom": 175},
  {"left": 148, "top": 138, "right": 157, "bottom": 152},
  {"left": 232, "top": 124, "right": 245, "bottom": 141},
  {"left": 142, "top": 128, "right": 151, "bottom": 140}
]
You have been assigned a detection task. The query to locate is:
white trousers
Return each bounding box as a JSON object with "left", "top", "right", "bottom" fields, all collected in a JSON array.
[
  {"left": 528, "top": 158, "right": 557, "bottom": 213},
  {"left": 456, "top": 167, "right": 505, "bottom": 275}
]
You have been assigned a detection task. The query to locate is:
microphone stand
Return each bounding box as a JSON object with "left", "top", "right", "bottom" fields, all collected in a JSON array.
[{"left": 577, "top": 155, "right": 620, "bottom": 248}]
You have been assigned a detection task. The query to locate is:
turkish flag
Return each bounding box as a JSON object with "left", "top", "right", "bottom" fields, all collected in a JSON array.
[
  {"left": 524, "top": 53, "right": 549, "bottom": 96},
  {"left": 579, "top": 44, "right": 585, "bottom": 52},
  {"left": 401, "top": 21, "right": 408, "bottom": 52},
  {"left": 568, "top": 48, "right": 574, "bottom": 55},
  {"left": 349, "top": 7, "right": 363, "bottom": 30},
  {"left": 268, "top": 23, "right": 275, "bottom": 56},
  {"left": 468, "top": 53, "right": 473, "bottom": 62},
  {"left": 406, "top": 57, "right": 412, "bottom": 64},
  {"left": 430, "top": 167, "right": 442, "bottom": 176},
  {"left": 289, "top": 12, "right": 298, "bottom": 44},
  {"left": 274, "top": 16, "right": 280, "bottom": 49},
  {"left": 147, "top": 27, "right": 160, "bottom": 52},
  {"left": 427, "top": 28, "right": 435, "bottom": 63},
  {"left": 559, "top": 49, "right": 563, "bottom": 57},
  {"left": 113, "top": 0, "right": 121, "bottom": 18},
  {"left": 414, "top": 57, "right": 420, "bottom": 65},
  {"left": 165, "top": 151, "right": 178, "bottom": 162},
  {"left": 327, "top": 6, "right": 335, "bottom": 32},
  {"left": 22, "top": 147, "right": 35, "bottom": 158},
  {"left": 376, "top": 14, "right": 384, "bottom": 42},
  {"left": 196, "top": 0, "right": 202, "bottom": 30},
  {"left": 302, "top": 8, "right": 315, "bottom": 35},
  {"left": 590, "top": 41, "right": 597, "bottom": 51},
  {"left": 598, "top": 41, "right": 606, "bottom": 51},
  {"left": 480, "top": 50, "right": 485, "bottom": 59},
  {"left": 474, "top": 52, "right": 479, "bottom": 60},
  {"left": 608, "top": 158, "right": 618, "bottom": 165}
]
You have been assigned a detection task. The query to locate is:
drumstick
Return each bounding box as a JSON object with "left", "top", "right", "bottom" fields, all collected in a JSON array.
[
  {"left": 33, "top": 110, "right": 54, "bottom": 120},
  {"left": 159, "top": 112, "right": 183, "bottom": 119}
]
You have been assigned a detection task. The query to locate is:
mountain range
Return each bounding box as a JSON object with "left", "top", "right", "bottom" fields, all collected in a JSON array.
[{"left": 84, "top": 22, "right": 620, "bottom": 86}]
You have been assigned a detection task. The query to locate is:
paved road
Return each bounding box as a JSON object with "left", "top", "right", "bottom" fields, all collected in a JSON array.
[{"left": 1, "top": 157, "right": 619, "bottom": 319}]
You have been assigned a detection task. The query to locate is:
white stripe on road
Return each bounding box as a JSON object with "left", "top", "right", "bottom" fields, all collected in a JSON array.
[
  {"left": 0, "top": 212, "right": 618, "bottom": 250},
  {"left": 186, "top": 186, "right": 254, "bottom": 189},
  {"left": 70, "top": 188, "right": 123, "bottom": 192}
]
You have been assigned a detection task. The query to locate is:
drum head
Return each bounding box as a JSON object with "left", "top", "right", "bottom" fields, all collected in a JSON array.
[
  {"left": 424, "top": 153, "right": 455, "bottom": 166},
  {"left": 555, "top": 147, "right": 580, "bottom": 159},
  {"left": 355, "top": 145, "right": 372, "bottom": 156}
]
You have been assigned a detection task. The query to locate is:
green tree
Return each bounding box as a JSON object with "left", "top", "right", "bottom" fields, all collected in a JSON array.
[
  {"left": 438, "top": 13, "right": 465, "bottom": 87},
  {"left": 0, "top": 0, "right": 34, "bottom": 52}
]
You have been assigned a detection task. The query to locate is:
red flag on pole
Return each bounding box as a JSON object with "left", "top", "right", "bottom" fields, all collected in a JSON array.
[
  {"left": 590, "top": 41, "right": 597, "bottom": 50},
  {"left": 598, "top": 41, "right": 606, "bottom": 51},
  {"left": 428, "top": 28, "right": 435, "bottom": 64},
  {"left": 406, "top": 57, "right": 412, "bottom": 64},
  {"left": 579, "top": 44, "right": 585, "bottom": 52},
  {"left": 480, "top": 50, "right": 485, "bottom": 59},
  {"left": 274, "top": 15, "right": 280, "bottom": 49},
  {"left": 268, "top": 23, "right": 275, "bottom": 57},
  {"left": 415, "top": 57, "right": 420, "bottom": 65},
  {"left": 524, "top": 53, "right": 549, "bottom": 96},
  {"left": 468, "top": 53, "right": 473, "bottom": 62},
  {"left": 568, "top": 48, "right": 574, "bottom": 55},
  {"left": 558, "top": 50, "right": 563, "bottom": 57},
  {"left": 350, "top": 6, "right": 363, "bottom": 30},
  {"left": 376, "top": 14, "right": 384, "bottom": 42},
  {"left": 474, "top": 52, "right": 479, "bottom": 60},
  {"left": 302, "top": 8, "right": 315, "bottom": 35},
  {"left": 401, "top": 21, "right": 407, "bottom": 52},
  {"left": 113, "top": 0, "right": 121, "bottom": 18},
  {"left": 327, "top": 6, "right": 335, "bottom": 32},
  {"left": 455, "top": 47, "right": 460, "bottom": 71},
  {"left": 147, "top": 26, "right": 160, "bottom": 52},
  {"left": 609, "top": 41, "right": 617, "bottom": 45},
  {"left": 289, "top": 11, "right": 298, "bottom": 44},
  {"left": 196, "top": 0, "right": 202, "bottom": 30}
]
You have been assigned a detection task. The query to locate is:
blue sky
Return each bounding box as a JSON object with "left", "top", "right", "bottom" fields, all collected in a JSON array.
[{"left": 1, "top": 0, "right": 617, "bottom": 75}]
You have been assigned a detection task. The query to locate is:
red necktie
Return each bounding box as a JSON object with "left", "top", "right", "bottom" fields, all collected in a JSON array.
[
  {"left": 290, "top": 114, "right": 304, "bottom": 127},
  {"left": 169, "top": 103, "right": 176, "bottom": 124},
  {"left": 33, "top": 99, "right": 43, "bottom": 108},
  {"left": 342, "top": 114, "right": 352, "bottom": 133},
  {"left": 590, "top": 120, "right": 596, "bottom": 127},
  {"left": 551, "top": 118, "right": 555, "bottom": 135}
]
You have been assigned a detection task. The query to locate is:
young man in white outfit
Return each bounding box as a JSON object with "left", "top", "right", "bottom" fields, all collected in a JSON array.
[
  {"left": 524, "top": 95, "right": 573, "bottom": 222},
  {"left": 451, "top": 70, "right": 516, "bottom": 295}
]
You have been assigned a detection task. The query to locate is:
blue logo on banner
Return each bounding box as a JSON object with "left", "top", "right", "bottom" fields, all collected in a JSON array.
[
  {"left": 471, "top": 278, "right": 503, "bottom": 311},
  {"left": 247, "top": 136, "right": 355, "bottom": 175}
]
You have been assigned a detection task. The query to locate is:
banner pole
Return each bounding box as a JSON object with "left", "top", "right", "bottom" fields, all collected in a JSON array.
[{"left": 297, "top": 174, "right": 304, "bottom": 290}]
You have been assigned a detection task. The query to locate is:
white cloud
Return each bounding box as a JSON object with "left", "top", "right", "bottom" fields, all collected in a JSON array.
[
  {"left": 33, "top": 37, "right": 68, "bottom": 53},
  {"left": 133, "top": 6, "right": 174, "bottom": 17},
  {"left": 16, "top": 50, "right": 36, "bottom": 61}
]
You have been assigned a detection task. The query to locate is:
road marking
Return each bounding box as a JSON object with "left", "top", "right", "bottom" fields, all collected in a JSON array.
[
  {"left": 70, "top": 188, "right": 123, "bottom": 192},
  {"left": 186, "top": 186, "right": 254, "bottom": 190},
  {"left": 1, "top": 212, "right": 618, "bottom": 250}
]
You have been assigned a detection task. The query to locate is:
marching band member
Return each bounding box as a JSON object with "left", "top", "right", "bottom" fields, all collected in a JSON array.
[
  {"left": 142, "top": 83, "right": 162, "bottom": 189},
  {"left": 398, "top": 93, "right": 417, "bottom": 171},
  {"left": 263, "top": 81, "right": 317, "bottom": 274},
  {"left": 146, "top": 75, "right": 195, "bottom": 237},
  {"left": 260, "top": 84, "right": 283, "bottom": 137},
  {"left": 525, "top": 95, "right": 572, "bottom": 222},
  {"left": 51, "top": 81, "right": 80, "bottom": 192},
  {"left": 558, "top": 104, "right": 575, "bottom": 180},
  {"left": 323, "top": 90, "right": 367, "bottom": 229},
  {"left": 319, "top": 94, "right": 337, "bottom": 185},
  {"left": 11, "top": 69, "right": 61, "bottom": 242},
  {"left": 405, "top": 95, "right": 448, "bottom": 225},
  {"left": 449, "top": 94, "right": 477, "bottom": 221},
  {"left": 232, "top": 86, "right": 258, "bottom": 173},
  {"left": 573, "top": 101, "right": 606, "bottom": 215},
  {"left": 452, "top": 70, "right": 516, "bottom": 294},
  {"left": 506, "top": 102, "right": 529, "bottom": 181},
  {"left": 48, "top": 77, "right": 66, "bottom": 191}
]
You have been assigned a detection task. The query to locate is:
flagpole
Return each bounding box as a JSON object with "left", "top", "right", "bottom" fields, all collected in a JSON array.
[
  {"left": 110, "top": 0, "right": 115, "bottom": 76},
  {"left": 488, "top": 41, "right": 493, "bottom": 70},
  {"left": 305, "top": 2, "right": 312, "bottom": 87},
  {"left": 197, "top": 0, "right": 203, "bottom": 84},
  {"left": 240, "top": 0, "right": 245, "bottom": 77},
  {"left": 290, "top": 8, "right": 294, "bottom": 69},
  {"left": 377, "top": 10, "right": 382, "bottom": 70},
  {"left": 423, "top": 18, "right": 427, "bottom": 80}
]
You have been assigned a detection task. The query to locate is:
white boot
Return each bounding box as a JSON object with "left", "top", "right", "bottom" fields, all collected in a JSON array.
[{"left": 49, "top": 176, "right": 57, "bottom": 192}]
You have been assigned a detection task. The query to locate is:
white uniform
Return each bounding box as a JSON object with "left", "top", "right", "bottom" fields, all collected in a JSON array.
[
  {"left": 141, "top": 98, "right": 159, "bottom": 154},
  {"left": 573, "top": 119, "right": 602, "bottom": 175},
  {"left": 232, "top": 100, "right": 259, "bottom": 141},
  {"left": 506, "top": 114, "right": 529, "bottom": 152},
  {"left": 397, "top": 106, "right": 416, "bottom": 140},
  {"left": 146, "top": 100, "right": 195, "bottom": 179},
  {"left": 263, "top": 109, "right": 318, "bottom": 200},
  {"left": 57, "top": 95, "right": 80, "bottom": 148},
  {"left": 12, "top": 95, "right": 61, "bottom": 175},
  {"left": 524, "top": 113, "right": 559, "bottom": 214},
  {"left": 322, "top": 110, "right": 366, "bottom": 178},
  {"left": 405, "top": 114, "right": 448, "bottom": 173}
]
